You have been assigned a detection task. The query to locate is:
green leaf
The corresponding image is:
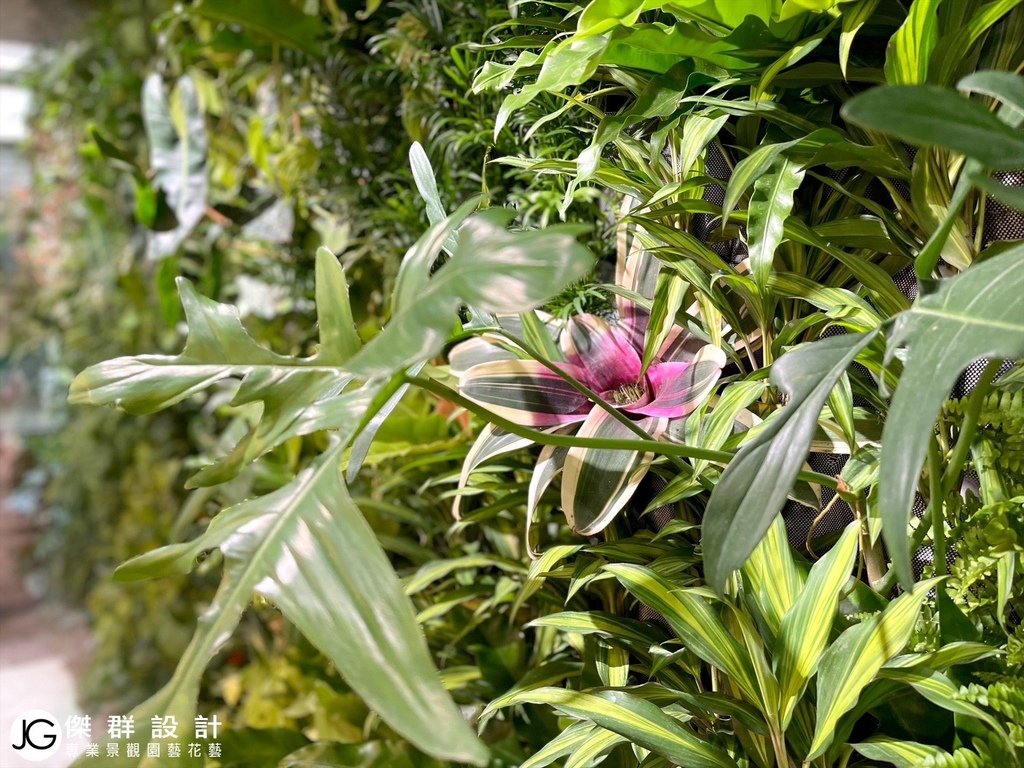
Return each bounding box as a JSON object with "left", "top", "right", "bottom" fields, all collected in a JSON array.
[
  {"left": 69, "top": 255, "right": 367, "bottom": 485},
  {"left": 314, "top": 247, "right": 361, "bottom": 364},
  {"left": 851, "top": 735, "right": 946, "bottom": 766},
  {"left": 494, "top": 36, "right": 609, "bottom": 137},
  {"left": 80, "top": 446, "right": 488, "bottom": 768},
  {"left": 702, "top": 331, "right": 877, "bottom": 593},
  {"left": 605, "top": 563, "right": 761, "bottom": 704},
  {"left": 957, "top": 70, "right": 1024, "bottom": 117},
  {"left": 776, "top": 523, "right": 859, "bottom": 728},
  {"left": 190, "top": 0, "right": 324, "bottom": 56},
  {"left": 842, "top": 85, "right": 1024, "bottom": 170},
  {"left": 883, "top": 0, "right": 942, "bottom": 85},
  {"left": 142, "top": 74, "right": 207, "bottom": 259},
  {"left": 348, "top": 209, "right": 593, "bottom": 377},
  {"left": 391, "top": 198, "right": 479, "bottom": 316},
  {"left": 747, "top": 156, "right": 805, "bottom": 297},
  {"left": 489, "top": 687, "right": 737, "bottom": 768},
  {"left": 808, "top": 578, "right": 940, "bottom": 759},
  {"left": 562, "top": 410, "right": 663, "bottom": 535},
  {"left": 839, "top": 0, "right": 880, "bottom": 79},
  {"left": 880, "top": 247, "right": 1024, "bottom": 586}
]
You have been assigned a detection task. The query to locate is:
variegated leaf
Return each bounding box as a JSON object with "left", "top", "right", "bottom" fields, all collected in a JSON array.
[
  {"left": 808, "top": 578, "right": 941, "bottom": 759},
  {"left": 776, "top": 522, "right": 859, "bottom": 728},
  {"left": 562, "top": 409, "right": 665, "bottom": 535},
  {"left": 460, "top": 359, "right": 592, "bottom": 426},
  {"left": 605, "top": 563, "right": 761, "bottom": 704},
  {"left": 453, "top": 424, "right": 535, "bottom": 519}
]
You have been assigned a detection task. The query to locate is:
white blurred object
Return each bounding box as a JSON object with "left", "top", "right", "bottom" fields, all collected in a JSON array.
[{"left": 0, "top": 40, "right": 34, "bottom": 142}]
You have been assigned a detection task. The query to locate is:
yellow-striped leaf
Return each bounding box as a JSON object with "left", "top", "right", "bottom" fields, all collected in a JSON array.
[
  {"left": 884, "top": 0, "right": 941, "bottom": 85},
  {"left": 642, "top": 270, "right": 687, "bottom": 372},
  {"left": 489, "top": 687, "right": 737, "bottom": 768},
  {"left": 776, "top": 522, "right": 859, "bottom": 728},
  {"left": 851, "top": 735, "right": 946, "bottom": 766},
  {"left": 807, "top": 578, "right": 940, "bottom": 759},
  {"left": 606, "top": 563, "right": 761, "bottom": 703},
  {"left": 741, "top": 515, "right": 803, "bottom": 639}
]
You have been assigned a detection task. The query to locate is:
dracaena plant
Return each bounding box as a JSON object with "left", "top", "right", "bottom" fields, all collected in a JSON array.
[
  {"left": 453, "top": 234, "right": 726, "bottom": 537},
  {"left": 489, "top": 517, "right": 1020, "bottom": 768}
]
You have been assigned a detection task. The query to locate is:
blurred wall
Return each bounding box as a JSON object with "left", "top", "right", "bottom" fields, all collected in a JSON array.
[{"left": 0, "top": 0, "right": 91, "bottom": 44}]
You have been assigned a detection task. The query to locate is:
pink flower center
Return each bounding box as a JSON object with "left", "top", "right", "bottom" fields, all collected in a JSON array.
[{"left": 610, "top": 380, "right": 645, "bottom": 406}]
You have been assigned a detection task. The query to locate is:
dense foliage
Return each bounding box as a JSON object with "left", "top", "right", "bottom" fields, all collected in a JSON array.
[{"left": 8, "top": 1, "right": 1024, "bottom": 767}]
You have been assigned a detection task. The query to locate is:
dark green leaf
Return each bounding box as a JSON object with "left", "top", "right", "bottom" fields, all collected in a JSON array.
[
  {"left": 842, "top": 85, "right": 1024, "bottom": 169},
  {"left": 702, "top": 331, "right": 877, "bottom": 593},
  {"left": 880, "top": 246, "right": 1024, "bottom": 586}
]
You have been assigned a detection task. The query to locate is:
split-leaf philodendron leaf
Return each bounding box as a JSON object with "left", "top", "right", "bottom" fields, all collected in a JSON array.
[{"left": 880, "top": 246, "right": 1024, "bottom": 587}]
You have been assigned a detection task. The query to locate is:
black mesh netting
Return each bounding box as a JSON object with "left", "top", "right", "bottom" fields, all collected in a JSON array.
[{"left": 692, "top": 144, "right": 748, "bottom": 264}]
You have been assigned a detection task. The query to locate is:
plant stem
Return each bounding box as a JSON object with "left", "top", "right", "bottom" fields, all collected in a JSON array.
[
  {"left": 769, "top": 728, "right": 790, "bottom": 768},
  {"left": 927, "top": 437, "right": 946, "bottom": 577},
  {"left": 941, "top": 358, "right": 1002, "bottom": 495},
  {"left": 408, "top": 375, "right": 840, "bottom": 489}
]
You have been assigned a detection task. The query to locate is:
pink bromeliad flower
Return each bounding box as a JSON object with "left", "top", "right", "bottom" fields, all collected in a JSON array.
[{"left": 451, "top": 236, "right": 726, "bottom": 538}]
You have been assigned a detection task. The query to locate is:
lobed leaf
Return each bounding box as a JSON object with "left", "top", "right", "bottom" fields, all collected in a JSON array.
[{"left": 880, "top": 247, "right": 1024, "bottom": 586}]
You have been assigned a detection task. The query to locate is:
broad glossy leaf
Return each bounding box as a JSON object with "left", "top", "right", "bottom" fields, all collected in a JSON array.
[
  {"left": 142, "top": 74, "right": 207, "bottom": 260},
  {"left": 600, "top": 23, "right": 763, "bottom": 74},
  {"left": 880, "top": 247, "right": 1024, "bottom": 586},
  {"left": 605, "top": 563, "right": 761, "bottom": 703},
  {"left": 190, "top": 0, "right": 324, "bottom": 55},
  {"left": 957, "top": 70, "right": 1024, "bottom": 116},
  {"left": 348, "top": 209, "right": 592, "bottom": 377},
  {"left": 489, "top": 687, "right": 737, "bottom": 768},
  {"left": 702, "top": 331, "right": 877, "bottom": 593},
  {"left": 494, "top": 36, "right": 608, "bottom": 137},
  {"left": 391, "top": 198, "right": 478, "bottom": 317},
  {"left": 76, "top": 447, "right": 488, "bottom": 768},
  {"left": 808, "top": 578, "right": 939, "bottom": 759},
  {"left": 883, "top": 0, "right": 941, "bottom": 85},
  {"left": 842, "top": 85, "right": 1024, "bottom": 169},
  {"left": 776, "top": 523, "right": 858, "bottom": 728}
]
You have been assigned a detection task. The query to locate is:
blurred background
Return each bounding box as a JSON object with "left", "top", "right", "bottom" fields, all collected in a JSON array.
[{"left": 0, "top": 2, "right": 598, "bottom": 765}]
